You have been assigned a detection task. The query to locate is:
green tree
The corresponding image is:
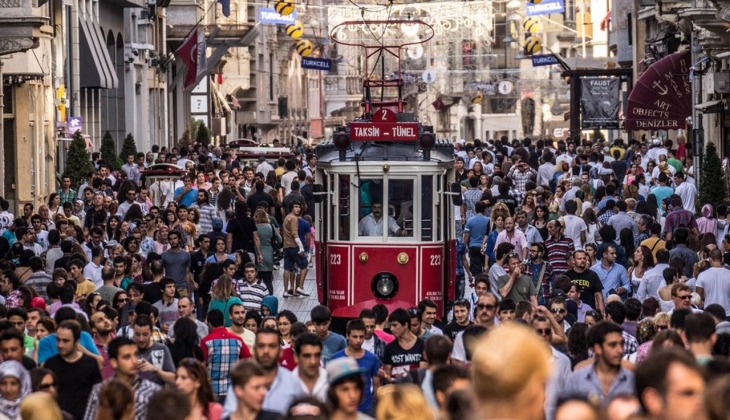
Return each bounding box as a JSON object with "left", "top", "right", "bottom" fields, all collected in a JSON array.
[
  {"left": 195, "top": 122, "right": 211, "bottom": 146},
  {"left": 698, "top": 142, "right": 726, "bottom": 212},
  {"left": 178, "top": 128, "right": 193, "bottom": 149},
  {"left": 120, "top": 133, "right": 138, "bottom": 162},
  {"left": 100, "top": 131, "right": 121, "bottom": 170},
  {"left": 64, "top": 131, "right": 95, "bottom": 188}
]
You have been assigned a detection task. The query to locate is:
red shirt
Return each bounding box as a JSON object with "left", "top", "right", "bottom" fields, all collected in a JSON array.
[{"left": 279, "top": 344, "right": 297, "bottom": 371}]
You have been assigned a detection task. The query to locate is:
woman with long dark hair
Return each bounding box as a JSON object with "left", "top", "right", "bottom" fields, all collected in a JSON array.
[
  {"left": 176, "top": 358, "right": 223, "bottom": 420},
  {"left": 106, "top": 216, "right": 123, "bottom": 242},
  {"left": 629, "top": 245, "right": 654, "bottom": 297},
  {"left": 168, "top": 318, "right": 204, "bottom": 366},
  {"left": 533, "top": 205, "right": 550, "bottom": 241},
  {"left": 567, "top": 323, "right": 590, "bottom": 369}
]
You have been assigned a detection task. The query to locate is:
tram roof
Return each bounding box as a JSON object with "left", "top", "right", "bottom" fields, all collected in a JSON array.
[{"left": 315, "top": 139, "right": 454, "bottom": 166}]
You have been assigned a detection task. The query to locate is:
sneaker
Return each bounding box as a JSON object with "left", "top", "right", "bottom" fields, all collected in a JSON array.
[
  {"left": 296, "top": 287, "right": 310, "bottom": 297},
  {"left": 283, "top": 290, "right": 292, "bottom": 298}
]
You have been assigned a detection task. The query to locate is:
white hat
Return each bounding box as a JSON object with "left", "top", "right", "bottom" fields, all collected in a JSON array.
[{"left": 652, "top": 137, "right": 661, "bottom": 145}]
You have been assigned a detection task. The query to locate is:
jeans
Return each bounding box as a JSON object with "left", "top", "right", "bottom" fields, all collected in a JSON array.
[{"left": 468, "top": 247, "right": 485, "bottom": 276}]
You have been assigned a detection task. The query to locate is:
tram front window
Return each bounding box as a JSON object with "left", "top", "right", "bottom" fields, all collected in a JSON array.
[{"left": 357, "top": 178, "right": 413, "bottom": 238}]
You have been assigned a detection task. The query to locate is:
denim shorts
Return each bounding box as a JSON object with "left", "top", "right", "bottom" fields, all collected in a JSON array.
[{"left": 283, "top": 247, "right": 308, "bottom": 271}]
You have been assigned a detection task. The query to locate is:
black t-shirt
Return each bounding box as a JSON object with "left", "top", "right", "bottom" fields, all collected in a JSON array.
[
  {"left": 44, "top": 354, "right": 102, "bottom": 420},
  {"left": 142, "top": 281, "right": 163, "bottom": 305},
  {"left": 21, "top": 355, "right": 36, "bottom": 371},
  {"left": 443, "top": 321, "right": 472, "bottom": 341},
  {"left": 227, "top": 216, "right": 258, "bottom": 253},
  {"left": 494, "top": 194, "right": 518, "bottom": 215},
  {"left": 564, "top": 269, "right": 603, "bottom": 309},
  {"left": 246, "top": 191, "right": 275, "bottom": 214},
  {"left": 384, "top": 337, "right": 425, "bottom": 381}
]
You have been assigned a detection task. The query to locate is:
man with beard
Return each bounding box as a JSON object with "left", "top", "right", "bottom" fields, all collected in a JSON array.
[
  {"left": 227, "top": 303, "right": 255, "bottom": 353},
  {"left": 83, "top": 337, "right": 161, "bottom": 420},
  {"left": 564, "top": 250, "right": 604, "bottom": 314},
  {"left": 133, "top": 314, "right": 176, "bottom": 386},
  {"left": 564, "top": 321, "right": 635, "bottom": 403},
  {"left": 451, "top": 293, "right": 498, "bottom": 366},
  {"left": 90, "top": 310, "right": 116, "bottom": 379},
  {"left": 223, "top": 327, "right": 303, "bottom": 416},
  {"left": 332, "top": 320, "right": 381, "bottom": 414},
  {"left": 443, "top": 299, "right": 473, "bottom": 341},
  {"left": 292, "top": 333, "right": 328, "bottom": 402},
  {"left": 44, "top": 320, "right": 103, "bottom": 419},
  {"left": 192, "top": 189, "right": 218, "bottom": 235},
  {"left": 168, "top": 297, "right": 208, "bottom": 341}
]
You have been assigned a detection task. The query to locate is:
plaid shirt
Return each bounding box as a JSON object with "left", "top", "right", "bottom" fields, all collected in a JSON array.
[
  {"left": 57, "top": 188, "right": 77, "bottom": 206},
  {"left": 84, "top": 376, "right": 161, "bottom": 420},
  {"left": 598, "top": 210, "right": 616, "bottom": 226},
  {"left": 508, "top": 166, "right": 537, "bottom": 194},
  {"left": 463, "top": 187, "right": 483, "bottom": 220},
  {"left": 664, "top": 208, "right": 698, "bottom": 236},
  {"left": 200, "top": 327, "right": 251, "bottom": 400},
  {"left": 524, "top": 260, "right": 555, "bottom": 305}
]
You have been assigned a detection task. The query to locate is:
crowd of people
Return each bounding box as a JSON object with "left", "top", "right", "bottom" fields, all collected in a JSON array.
[{"left": 0, "top": 134, "right": 726, "bottom": 420}]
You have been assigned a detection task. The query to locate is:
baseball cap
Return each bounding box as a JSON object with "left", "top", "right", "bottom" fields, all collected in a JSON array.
[
  {"left": 326, "top": 357, "right": 364, "bottom": 385},
  {"left": 30, "top": 297, "right": 46, "bottom": 310}
]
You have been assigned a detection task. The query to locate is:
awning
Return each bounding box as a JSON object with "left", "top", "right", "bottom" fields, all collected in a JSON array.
[
  {"left": 695, "top": 99, "right": 725, "bottom": 113},
  {"left": 79, "top": 18, "right": 118, "bottom": 89},
  {"left": 625, "top": 50, "right": 691, "bottom": 130},
  {"left": 211, "top": 83, "right": 232, "bottom": 115}
]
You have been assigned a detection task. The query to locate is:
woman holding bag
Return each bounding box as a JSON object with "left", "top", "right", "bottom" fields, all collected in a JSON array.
[{"left": 254, "top": 208, "right": 280, "bottom": 296}]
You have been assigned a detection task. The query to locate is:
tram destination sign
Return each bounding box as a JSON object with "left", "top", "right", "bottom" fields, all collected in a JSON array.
[{"left": 350, "top": 122, "right": 420, "bottom": 142}]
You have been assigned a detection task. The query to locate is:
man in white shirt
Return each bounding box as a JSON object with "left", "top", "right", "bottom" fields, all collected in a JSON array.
[
  {"left": 696, "top": 249, "right": 730, "bottom": 316},
  {"left": 562, "top": 200, "right": 587, "bottom": 251},
  {"left": 536, "top": 151, "right": 556, "bottom": 188},
  {"left": 292, "top": 333, "right": 328, "bottom": 402},
  {"left": 673, "top": 172, "right": 696, "bottom": 215}
]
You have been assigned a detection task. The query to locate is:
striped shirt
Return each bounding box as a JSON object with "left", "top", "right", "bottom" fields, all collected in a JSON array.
[
  {"left": 544, "top": 235, "right": 575, "bottom": 276},
  {"left": 201, "top": 327, "right": 251, "bottom": 400},
  {"left": 84, "top": 376, "right": 161, "bottom": 420},
  {"left": 236, "top": 279, "right": 269, "bottom": 312},
  {"left": 194, "top": 203, "right": 218, "bottom": 234}
]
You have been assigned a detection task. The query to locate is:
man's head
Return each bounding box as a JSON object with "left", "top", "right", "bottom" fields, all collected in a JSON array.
[
  {"left": 244, "top": 263, "right": 258, "bottom": 284},
  {"left": 671, "top": 284, "right": 692, "bottom": 310},
  {"left": 0, "top": 329, "right": 25, "bottom": 363},
  {"left": 424, "top": 335, "right": 453, "bottom": 367},
  {"left": 433, "top": 365, "right": 470, "bottom": 409},
  {"left": 56, "top": 320, "right": 81, "bottom": 358},
  {"left": 326, "top": 358, "right": 364, "bottom": 415},
  {"left": 91, "top": 311, "right": 113, "bottom": 335},
  {"left": 549, "top": 297, "right": 568, "bottom": 324},
  {"left": 230, "top": 361, "right": 269, "bottom": 411},
  {"left": 345, "top": 319, "right": 366, "bottom": 351},
  {"left": 498, "top": 299, "right": 516, "bottom": 323},
  {"left": 310, "top": 305, "right": 332, "bottom": 339},
  {"left": 254, "top": 327, "right": 282, "bottom": 369},
  {"left": 293, "top": 333, "right": 323, "bottom": 380},
  {"left": 229, "top": 303, "right": 246, "bottom": 327},
  {"left": 109, "top": 336, "right": 139, "bottom": 378},
  {"left": 474, "top": 275, "right": 489, "bottom": 296},
  {"left": 418, "top": 299, "right": 438, "bottom": 328},
  {"left": 177, "top": 296, "right": 195, "bottom": 319},
  {"left": 683, "top": 313, "right": 717, "bottom": 347},
  {"left": 530, "top": 316, "right": 553, "bottom": 345},
  {"left": 7, "top": 308, "right": 27, "bottom": 333},
  {"left": 359, "top": 309, "right": 377, "bottom": 340},
  {"left": 133, "top": 314, "right": 154, "bottom": 350},
  {"left": 475, "top": 293, "right": 498, "bottom": 326},
  {"left": 452, "top": 299, "right": 471, "bottom": 325},
  {"left": 588, "top": 321, "right": 625, "bottom": 368},
  {"left": 635, "top": 348, "right": 705, "bottom": 420},
  {"left": 602, "top": 245, "right": 617, "bottom": 265},
  {"left": 388, "top": 308, "right": 412, "bottom": 339}
]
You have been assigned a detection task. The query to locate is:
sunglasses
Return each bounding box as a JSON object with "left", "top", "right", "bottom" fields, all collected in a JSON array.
[
  {"left": 38, "top": 382, "right": 56, "bottom": 391},
  {"left": 551, "top": 308, "right": 566, "bottom": 314},
  {"left": 535, "top": 328, "right": 552, "bottom": 335},
  {"left": 656, "top": 325, "right": 668, "bottom": 330},
  {"left": 477, "top": 303, "right": 497, "bottom": 311},
  {"left": 116, "top": 298, "right": 129, "bottom": 303}
]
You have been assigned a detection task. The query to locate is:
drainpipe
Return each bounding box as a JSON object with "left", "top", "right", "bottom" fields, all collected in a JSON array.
[
  {"left": 691, "top": 32, "right": 704, "bottom": 191},
  {"left": 71, "top": 0, "right": 80, "bottom": 116}
]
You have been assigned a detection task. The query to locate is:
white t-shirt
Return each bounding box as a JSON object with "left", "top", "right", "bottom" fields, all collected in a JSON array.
[
  {"left": 281, "top": 171, "right": 298, "bottom": 195},
  {"left": 697, "top": 266, "right": 730, "bottom": 315},
  {"left": 674, "top": 182, "right": 697, "bottom": 214},
  {"left": 563, "top": 214, "right": 587, "bottom": 251}
]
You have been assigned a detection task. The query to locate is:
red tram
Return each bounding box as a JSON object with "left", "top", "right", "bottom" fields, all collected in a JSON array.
[{"left": 313, "top": 19, "right": 462, "bottom": 322}]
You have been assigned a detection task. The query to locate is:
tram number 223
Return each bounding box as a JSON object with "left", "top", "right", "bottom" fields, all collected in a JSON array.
[
  {"left": 330, "top": 254, "right": 342, "bottom": 265},
  {"left": 430, "top": 255, "right": 442, "bottom": 266}
]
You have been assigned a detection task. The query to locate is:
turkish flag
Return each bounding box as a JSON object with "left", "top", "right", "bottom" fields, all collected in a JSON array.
[{"left": 176, "top": 29, "right": 199, "bottom": 88}]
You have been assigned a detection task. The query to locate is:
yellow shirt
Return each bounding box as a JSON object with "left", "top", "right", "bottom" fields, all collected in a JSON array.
[{"left": 76, "top": 279, "right": 96, "bottom": 299}]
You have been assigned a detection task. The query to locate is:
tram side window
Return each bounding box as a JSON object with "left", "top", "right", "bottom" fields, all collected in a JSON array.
[
  {"left": 339, "top": 175, "right": 350, "bottom": 241},
  {"left": 357, "top": 178, "right": 413, "bottom": 238},
  {"left": 422, "top": 175, "right": 433, "bottom": 241}
]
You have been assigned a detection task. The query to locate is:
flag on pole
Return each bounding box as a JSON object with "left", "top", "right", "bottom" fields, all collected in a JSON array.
[
  {"left": 218, "top": 0, "right": 230, "bottom": 17},
  {"left": 175, "top": 29, "right": 208, "bottom": 88}
]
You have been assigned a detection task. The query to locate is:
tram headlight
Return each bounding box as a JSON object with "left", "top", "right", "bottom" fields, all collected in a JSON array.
[{"left": 371, "top": 272, "right": 399, "bottom": 299}]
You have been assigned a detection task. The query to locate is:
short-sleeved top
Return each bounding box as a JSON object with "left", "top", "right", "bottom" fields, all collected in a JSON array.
[
  {"left": 44, "top": 354, "right": 102, "bottom": 419},
  {"left": 463, "top": 214, "right": 490, "bottom": 248},
  {"left": 161, "top": 249, "right": 191, "bottom": 288},
  {"left": 497, "top": 273, "right": 537, "bottom": 303},
  {"left": 137, "top": 342, "right": 176, "bottom": 386},
  {"left": 283, "top": 213, "right": 299, "bottom": 249},
  {"left": 564, "top": 269, "right": 603, "bottom": 309},
  {"left": 174, "top": 186, "right": 198, "bottom": 207},
  {"left": 321, "top": 332, "right": 347, "bottom": 364},
  {"left": 227, "top": 216, "right": 258, "bottom": 253},
  {"left": 383, "top": 338, "right": 425, "bottom": 380},
  {"left": 331, "top": 350, "right": 381, "bottom": 412}
]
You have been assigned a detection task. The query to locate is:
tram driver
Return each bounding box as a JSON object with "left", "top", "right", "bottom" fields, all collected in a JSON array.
[{"left": 358, "top": 201, "right": 408, "bottom": 237}]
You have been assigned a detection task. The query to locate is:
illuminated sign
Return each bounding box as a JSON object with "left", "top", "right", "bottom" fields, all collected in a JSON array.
[{"left": 350, "top": 122, "right": 420, "bottom": 141}]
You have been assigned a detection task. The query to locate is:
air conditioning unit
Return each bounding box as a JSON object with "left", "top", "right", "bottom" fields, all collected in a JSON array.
[{"left": 715, "top": 72, "right": 730, "bottom": 94}]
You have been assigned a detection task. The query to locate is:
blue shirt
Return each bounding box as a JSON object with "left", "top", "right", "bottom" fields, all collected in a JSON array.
[
  {"left": 298, "top": 219, "right": 311, "bottom": 252},
  {"left": 456, "top": 241, "right": 466, "bottom": 276},
  {"left": 590, "top": 261, "right": 630, "bottom": 298},
  {"left": 464, "top": 214, "right": 490, "bottom": 248},
  {"left": 331, "top": 349, "right": 381, "bottom": 413},
  {"left": 650, "top": 186, "right": 674, "bottom": 213},
  {"left": 563, "top": 364, "right": 635, "bottom": 404},
  {"left": 173, "top": 186, "right": 198, "bottom": 207},
  {"left": 321, "top": 332, "right": 347, "bottom": 364},
  {"left": 38, "top": 331, "right": 100, "bottom": 363}
]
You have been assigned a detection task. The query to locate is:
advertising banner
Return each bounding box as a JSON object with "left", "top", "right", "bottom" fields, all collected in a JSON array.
[
  {"left": 581, "top": 77, "right": 620, "bottom": 129},
  {"left": 526, "top": 0, "right": 564, "bottom": 16}
]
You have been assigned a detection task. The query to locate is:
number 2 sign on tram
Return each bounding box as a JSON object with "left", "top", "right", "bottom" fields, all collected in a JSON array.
[{"left": 350, "top": 108, "right": 420, "bottom": 142}]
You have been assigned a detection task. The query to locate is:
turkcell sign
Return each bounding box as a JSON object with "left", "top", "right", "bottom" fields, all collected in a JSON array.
[
  {"left": 258, "top": 7, "right": 297, "bottom": 25},
  {"left": 301, "top": 57, "right": 332, "bottom": 71},
  {"left": 532, "top": 54, "right": 559, "bottom": 67},
  {"left": 526, "top": 0, "right": 564, "bottom": 16},
  {"left": 350, "top": 122, "right": 419, "bottom": 142}
]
